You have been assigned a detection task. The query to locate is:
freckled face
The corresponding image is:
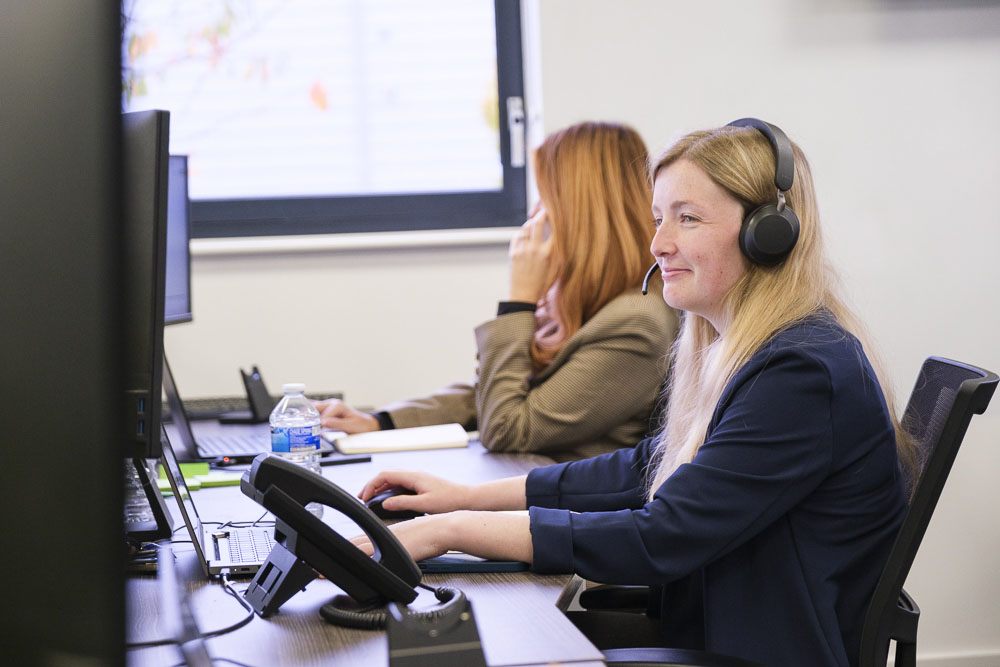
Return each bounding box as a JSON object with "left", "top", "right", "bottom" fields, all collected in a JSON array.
[{"left": 650, "top": 159, "right": 748, "bottom": 331}]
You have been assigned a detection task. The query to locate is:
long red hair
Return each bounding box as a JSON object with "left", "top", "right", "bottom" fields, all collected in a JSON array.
[{"left": 530, "top": 122, "right": 654, "bottom": 370}]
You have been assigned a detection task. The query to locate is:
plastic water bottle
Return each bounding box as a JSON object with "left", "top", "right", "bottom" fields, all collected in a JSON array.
[{"left": 269, "top": 383, "right": 323, "bottom": 519}]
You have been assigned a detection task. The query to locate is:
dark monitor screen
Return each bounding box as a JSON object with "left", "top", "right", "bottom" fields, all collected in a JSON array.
[
  {"left": 165, "top": 155, "right": 192, "bottom": 325},
  {"left": 122, "top": 109, "right": 170, "bottom": 458},
  {"left": 0, "top": 3, "right": 125, "bottom": 664}
]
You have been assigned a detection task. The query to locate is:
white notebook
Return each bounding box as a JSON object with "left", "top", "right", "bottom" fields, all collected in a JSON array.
[{"left": 322, "top": 423, "right": 469, "bottom": 454}]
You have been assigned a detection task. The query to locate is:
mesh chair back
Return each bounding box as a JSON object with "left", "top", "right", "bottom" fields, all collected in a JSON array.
[{"left": 859, "top": 357, "right": 998, "bottom": 667}]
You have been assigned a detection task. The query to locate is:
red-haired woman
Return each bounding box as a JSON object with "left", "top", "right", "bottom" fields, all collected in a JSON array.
[{"left": 317, "top": 122, "right": 678, "bottom": 461}]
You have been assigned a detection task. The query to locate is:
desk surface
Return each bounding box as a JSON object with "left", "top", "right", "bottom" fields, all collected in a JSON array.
[{"left": 127, "top": 438, "right": 604, "bottom": 667}]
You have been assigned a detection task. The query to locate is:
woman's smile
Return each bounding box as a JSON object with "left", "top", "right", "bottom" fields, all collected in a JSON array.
[{"left": 660, "top": 265, "right": 690, "bottom": 281}]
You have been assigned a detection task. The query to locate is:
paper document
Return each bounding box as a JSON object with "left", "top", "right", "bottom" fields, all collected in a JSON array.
[{"left": 322, "top": 423, "right": 469, "bottom": 454}]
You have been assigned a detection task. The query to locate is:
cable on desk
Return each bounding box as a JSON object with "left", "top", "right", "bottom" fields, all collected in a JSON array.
[
  {"left": 209, "top": 573, "right": 257, "bottom": 639},
  {"left": 124, "top": 632, "right": 184, "bottom": 650},
  {"left": 219, "top": 511, "right": 274, "bottom": 530},
  {"left": 169, "top": 659, "right": 257, "bottom": 667},
  {"left": 125, "top": 573, "right": 257, "bottom": 650}
]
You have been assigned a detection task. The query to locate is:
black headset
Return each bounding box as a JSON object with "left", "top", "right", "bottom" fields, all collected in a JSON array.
[
  {"left": 726, "top": 117, "right": 800, "bottom": 266},
  {"left": 642, "top": 117, "right": 800, "bottom": 294}
]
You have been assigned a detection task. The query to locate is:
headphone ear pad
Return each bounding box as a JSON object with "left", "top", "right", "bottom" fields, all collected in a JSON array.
[{"left": 739, "top": 204, "right": 800, "bottom": 265}]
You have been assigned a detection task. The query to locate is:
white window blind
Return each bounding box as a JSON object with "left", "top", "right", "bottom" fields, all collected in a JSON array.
[{"left": 121, "top": 0, "right": 525, "bottom": 236}]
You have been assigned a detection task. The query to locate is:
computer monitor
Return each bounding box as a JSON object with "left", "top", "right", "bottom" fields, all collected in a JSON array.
[
  {"left": 0, "top": 3, "right": 125, "bottom": 664},
  {"left": 122, "top": 109, "right": 170, "bottom": 458},
  {"left": 165, "top": 155, "right": 193, "bottom": 325}
]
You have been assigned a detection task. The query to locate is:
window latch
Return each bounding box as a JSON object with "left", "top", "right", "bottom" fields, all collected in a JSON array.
[{"left": 507, "top": 96, "right": 525, "bottom": 168}]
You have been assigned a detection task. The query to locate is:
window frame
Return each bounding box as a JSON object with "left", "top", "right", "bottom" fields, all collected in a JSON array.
[{"left": 190, "top": 0, "right": 526, "bottom": 239}]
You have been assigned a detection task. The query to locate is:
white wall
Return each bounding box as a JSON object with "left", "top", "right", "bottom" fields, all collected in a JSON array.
[
  {"left": 165, "top": 0, "right": 1000, "bottom": 662},
  {"left": 164, "top": 235, "right": 511, "bottom": 409}
]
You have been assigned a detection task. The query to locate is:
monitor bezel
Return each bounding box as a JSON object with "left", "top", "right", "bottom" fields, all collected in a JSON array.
[{"left": 122, "top": 108, "right": 170, "bottom": 458}]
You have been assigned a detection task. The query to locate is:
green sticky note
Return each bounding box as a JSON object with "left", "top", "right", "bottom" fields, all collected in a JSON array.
[
  {"left": 156, "top": 462, "right": 234, "bottom": 492},
  {"left": 158, "top": 462, "right": 210, "bottom": 479},
  {"left": 192, "top": 472, "right": 242, "bottom": 488},
  {"left": 156, "top": 477, "right": 201, "bottom": 494},
  {"left": 156, "top": 478, "right": 172, "bottom": 495}
]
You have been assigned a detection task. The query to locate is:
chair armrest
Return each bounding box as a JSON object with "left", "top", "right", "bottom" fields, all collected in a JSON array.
[
  {"left": 603, "top": 647, "right": 764, "bottom": 666},
  {"left": 578, "top": 584, "right": 651, "bottom": 613}
]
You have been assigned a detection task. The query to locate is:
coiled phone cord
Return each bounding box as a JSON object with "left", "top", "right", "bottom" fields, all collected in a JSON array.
[{"left": 318, "top": 583, "right": 465, "bottom": 630}]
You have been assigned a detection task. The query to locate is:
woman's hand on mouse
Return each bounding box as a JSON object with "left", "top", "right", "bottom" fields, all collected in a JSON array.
[
  {"left": 359, "top": 471, "right": 529, "bottom": 516},
  {"left": 358, "top": 470, "right": 474, "bottom": 515},
  {"left": 508, "top": 205, "right": 554, "bottom": 303}
]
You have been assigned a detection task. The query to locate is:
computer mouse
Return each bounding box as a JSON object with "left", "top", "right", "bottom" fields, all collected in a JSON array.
[{"left": 365, "top": 487, "right": 424, "bottom": 521}]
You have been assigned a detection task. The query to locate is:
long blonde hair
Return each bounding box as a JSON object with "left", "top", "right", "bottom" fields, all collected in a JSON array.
[
  {"left": 530, "top": 122, "right": 654, "bottom": 370},
  {"left": 646, "top": 125, "right": 915, "bottom": 496}
]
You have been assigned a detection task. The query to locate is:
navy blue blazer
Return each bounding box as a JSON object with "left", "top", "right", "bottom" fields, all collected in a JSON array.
[{"left": 527, "top": 314, "right": 907, "bottom": 666}]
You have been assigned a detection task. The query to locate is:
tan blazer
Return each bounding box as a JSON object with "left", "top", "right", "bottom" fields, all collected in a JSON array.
[{"left": 383, "top": 275, "right": 678, "bottom": 461}]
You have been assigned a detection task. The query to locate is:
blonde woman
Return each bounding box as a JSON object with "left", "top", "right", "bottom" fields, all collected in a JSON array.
[
  {"left": 317, "top": 122, "right": 678, "bottom": 461},
  {"left": 351, "top": 120, "right": 914, "bottom": 666}
]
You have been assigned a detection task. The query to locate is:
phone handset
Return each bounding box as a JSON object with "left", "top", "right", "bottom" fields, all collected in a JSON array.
[{"left": 240, "top": 454, "right": 421, "bottom": 617}]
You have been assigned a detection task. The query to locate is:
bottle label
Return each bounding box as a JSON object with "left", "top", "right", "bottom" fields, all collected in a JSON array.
[{"left": 270, "top": 425, "right": 321, "bottom": 453}]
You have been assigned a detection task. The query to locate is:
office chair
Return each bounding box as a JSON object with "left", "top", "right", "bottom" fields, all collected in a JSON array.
[{"left": 576, "top": 356, "right": 998, "bottom": 667}]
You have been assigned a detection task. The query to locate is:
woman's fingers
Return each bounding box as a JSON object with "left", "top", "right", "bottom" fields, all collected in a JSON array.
[
  {"left": 350, "top": 534, "right": 374, "bottom": 557},
  {"left": 357, "top": 470, "right": 425, "bottom": 502},
  {"left": 508, "top": 207, "right": 553, "bottom": 302},
  {"left": 527, "top": 209, "right": 546, "bottom": 241}
]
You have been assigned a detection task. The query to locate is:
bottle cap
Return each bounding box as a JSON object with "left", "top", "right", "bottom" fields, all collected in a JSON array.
[{"left": 282, "top": 383, "right": 306, "bottom": 395}]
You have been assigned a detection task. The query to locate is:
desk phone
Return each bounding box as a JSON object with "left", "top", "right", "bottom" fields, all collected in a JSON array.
[{"left": 239, "top": 454, "right": 480, "bottom": 645}]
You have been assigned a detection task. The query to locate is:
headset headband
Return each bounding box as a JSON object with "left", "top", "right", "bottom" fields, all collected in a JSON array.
[{"left": 726, "top": 118, "right": 795, "bottom": 193}]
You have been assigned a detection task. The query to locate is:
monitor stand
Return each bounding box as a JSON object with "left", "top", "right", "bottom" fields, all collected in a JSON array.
[{"left": 124, "top": 456, "right": 173, "bottom": 542}]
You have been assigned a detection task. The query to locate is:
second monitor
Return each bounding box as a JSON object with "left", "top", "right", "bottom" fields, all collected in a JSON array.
[{"left": 164, "top": 154, "right": 192, "bottom": 326}]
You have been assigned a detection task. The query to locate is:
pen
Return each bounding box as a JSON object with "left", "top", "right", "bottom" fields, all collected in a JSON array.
[
  {"left": 321, "top": 454, "right": 372, "bottom": 466},
  {"left": 211, "top": 453, "right": 371, "bottom": 469}
]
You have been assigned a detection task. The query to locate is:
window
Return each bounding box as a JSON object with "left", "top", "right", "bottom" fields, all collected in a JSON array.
[{"left": 122, "top": 0, "right": 526, "bottom": 237}]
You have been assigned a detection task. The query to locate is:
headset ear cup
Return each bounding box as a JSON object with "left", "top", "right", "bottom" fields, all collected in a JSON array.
[{"left": 739, "top": 204, "right": 800, "bottom": 265}]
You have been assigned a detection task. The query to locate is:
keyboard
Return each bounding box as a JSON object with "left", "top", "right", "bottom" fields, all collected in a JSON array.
[
  {"left": 228, "top": 528, "right": 275, "bottom": 564},
  {"left": 163, "top": 391, "right": 343, "bottom": 421}
]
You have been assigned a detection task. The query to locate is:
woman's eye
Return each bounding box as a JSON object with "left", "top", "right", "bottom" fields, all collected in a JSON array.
[
  {"left": 653, "top": 217, "right": 662, "bottom": 229},
  {"left": 680, "top": 214, "right": 696, "bottom": 224}
]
